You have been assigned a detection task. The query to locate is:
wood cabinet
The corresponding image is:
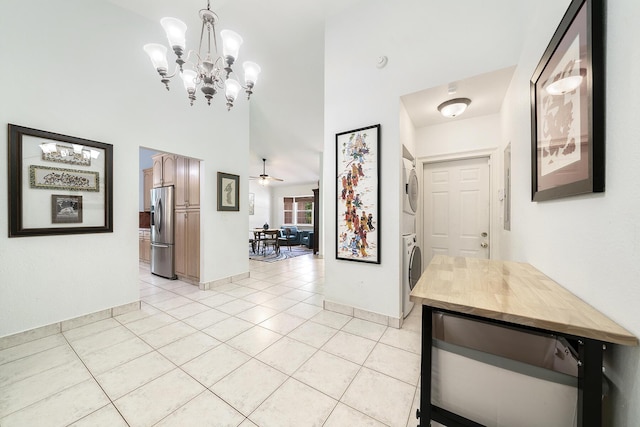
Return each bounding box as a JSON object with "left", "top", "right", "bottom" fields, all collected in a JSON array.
[
  {"left": 175, "top": 209, "right": 200, "bottom": 282},
  {"left": 150, "top": 152, "right": 200, "bottom": 282},
  {"left": 152, "top": 153, "right": 176, "bottom": 188},
  {"left": 143, "top": 168, "right": 153, "bottom": 212},
  {"left": 175, "top": 156, "right": 200, "bottom": 209},
  {"left": 139, "top": 229, "right": 150, "bottom": 263}
]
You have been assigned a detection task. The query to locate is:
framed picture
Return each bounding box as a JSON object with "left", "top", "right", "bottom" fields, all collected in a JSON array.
[
  {"left": 30, "top": 165, "right": 99, "bottom": 192},
  {"left": 530, "top": 0, "right": 604, "bottom": 201},
  {"left": 217, "top": 172, "right": 239, "bottom": 211},
  {"left": 336, "top": 124, "right": 380, "bottom": 264},
  {"left": 51, "top": 195, "right": 83, "bottom": 224},
  {"left": 248, "top": 192, "right": 255, "bottom": 215},
  {"left": 8, "top": 124, "right": 113, "bottom": 237}
]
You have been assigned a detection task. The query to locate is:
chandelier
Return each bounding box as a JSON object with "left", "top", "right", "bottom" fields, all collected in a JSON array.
[{"left": 143, "top": 1, "right": 260, "bottom": 110}]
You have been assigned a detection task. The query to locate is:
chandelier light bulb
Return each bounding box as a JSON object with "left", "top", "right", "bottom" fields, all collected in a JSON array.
[
  {"left": 160, "top": 18, "right": 187, "bottom": 51},
  {"left": 220, "top": 30, "right": 243, "bottom": 63},
  {"left": 225, "top": 78, "right": 241, "bottom": 99},
  {"left": 143, "top": 44, "right": 169, "bottom": 71},
  {"left": 243, "top": 61, "right": 261, "bottom": 86},
  {"left": 181, "top": 69, "right": 197, "bottom": 91},
  {"left": 224, "top": 78, "right": 242, "bottom": 110}
]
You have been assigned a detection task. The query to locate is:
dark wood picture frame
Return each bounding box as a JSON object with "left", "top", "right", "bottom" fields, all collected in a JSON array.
[
  {"left": 8, "top": 124, "right": 113, "bottom": 237},
  {"left": 217, "top": 172, "right": 240, "bottom": 211},
  {"left": 530, "top": 0, "right": 604, "bottom": 201},
  {"left": 336, "top": 124, "right": 380, "bottom": 264}
]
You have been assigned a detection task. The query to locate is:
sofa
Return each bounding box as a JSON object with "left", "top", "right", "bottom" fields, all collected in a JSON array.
[{"left": 279, "top": 226, "right": 312, "bottom": 247}]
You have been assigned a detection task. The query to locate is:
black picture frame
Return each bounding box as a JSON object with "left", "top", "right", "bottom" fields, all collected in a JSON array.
[
  {"left": 336, "top": 124, "right": 380, "bottom": 264},
  {"left": 217, "top": 172, "right": 240, "bottom": 211},
  {"left": 8, "top": 124, "right": 113, "bottom": 237},
  {"left": 530, "top": 0, "right": 604, "bottom": 201}
]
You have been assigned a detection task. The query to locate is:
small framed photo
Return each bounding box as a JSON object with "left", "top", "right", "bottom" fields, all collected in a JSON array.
[
  {"left": 217, "top": 172, "right": 240, "bottom": 211},
  {"left": 51, "top": 195, "right": 83, "bottom": 223},
  {"left": 248, "top": 192, "right": 255, "bottom": 215},
  {"left": 530, "top": 0, "right": 604, "bottom": 201},
  {"left": 8, "top": 124, "right": 113, "bottom": 237}
]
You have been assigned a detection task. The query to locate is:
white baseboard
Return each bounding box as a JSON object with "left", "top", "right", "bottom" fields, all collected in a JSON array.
[
  {"left": 0, "top": 300, "right": 141, "bottom": 350},
  {"left": 323, "top": 300, "right": 402, "bottom": 329},
  {"left": 200, "top": 271, "right": 250, "bottom": 290}
]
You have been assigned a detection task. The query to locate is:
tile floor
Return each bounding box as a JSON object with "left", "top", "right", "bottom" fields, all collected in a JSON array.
[{"left": 0, "top": 254, "right": 423, "bottom": 427}]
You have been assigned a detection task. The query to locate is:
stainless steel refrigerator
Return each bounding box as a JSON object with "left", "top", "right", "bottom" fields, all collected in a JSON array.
[{"left": 150, "top": 186, "right": 176, "bottom": 279}]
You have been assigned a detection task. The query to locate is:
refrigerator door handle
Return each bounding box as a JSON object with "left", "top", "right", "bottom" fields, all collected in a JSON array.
[
  {"left": 157, "top": 198, "right": 163, "bottom": 233},
  {"left": 151, "top": 243, "right": 170, "bottom": 248}
]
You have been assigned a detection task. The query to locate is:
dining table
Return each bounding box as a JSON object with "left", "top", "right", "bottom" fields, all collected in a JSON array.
[{"left": 251, "top": 228, "right": 281, "bottom": 255}]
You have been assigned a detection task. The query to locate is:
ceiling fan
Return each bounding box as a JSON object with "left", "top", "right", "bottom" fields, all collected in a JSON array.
[{"left": 250, "top": 158, "right": 283, "bottom": 185}]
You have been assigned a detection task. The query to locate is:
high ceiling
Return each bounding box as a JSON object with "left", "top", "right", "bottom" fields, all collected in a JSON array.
[{"left": 108, "top": 0, "right": 533, "bottom": 186}]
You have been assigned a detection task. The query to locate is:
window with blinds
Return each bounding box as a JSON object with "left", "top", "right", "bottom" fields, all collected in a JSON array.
[{"left": 283, "top": 196, "right": 314, "bottom": 225}]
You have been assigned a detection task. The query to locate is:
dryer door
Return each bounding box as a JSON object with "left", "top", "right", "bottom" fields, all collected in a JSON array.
[
  {"left": 407, "top": 168, "right": 419, "bottom": 214},
  {"left": 408, "top": 245, "right": 422, "bottom": 291}
]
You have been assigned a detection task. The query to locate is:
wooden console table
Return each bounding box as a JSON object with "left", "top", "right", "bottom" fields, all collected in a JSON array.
[{"left": 410, "top": 255, "right": 637, "bottom": 427}]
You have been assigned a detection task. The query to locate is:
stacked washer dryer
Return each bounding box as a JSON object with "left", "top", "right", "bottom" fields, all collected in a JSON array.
[{"left": 402, "top": 158, "right": 421, "bottom": 318}]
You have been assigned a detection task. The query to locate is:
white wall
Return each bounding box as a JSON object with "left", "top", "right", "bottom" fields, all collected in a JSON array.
[
  {"left": 499, "top": 1, "right": 640, "bottom": 425},
  {"left": 248, "top": 180, "right": 272, "bottom": 230},
  {"left": 400, "top": 102, "right": 416, "bottom": 159},
  {"left": 324, "top": 0, "right": 531, "bottom": 319},
  {"left": 0, "top": 0, "right": 250, "bottom": 337},
  {"left": 415, "top": 114, "right": 501, "bottom": 159}
]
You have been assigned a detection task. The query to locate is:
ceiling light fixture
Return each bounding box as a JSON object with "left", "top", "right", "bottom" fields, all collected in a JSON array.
[
  {"left": 251, "top": 158, "right": 283, "bottom": 186},
  {"left": 437, "top": 98, "right": 471, "bottom": 118},
  {"left": 143, "top": 0, "right": 260, "bottom": 110}
]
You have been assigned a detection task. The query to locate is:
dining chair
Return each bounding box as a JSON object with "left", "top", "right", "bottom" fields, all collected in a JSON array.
[
  {"left": 278, "top": 227, "right": 293, "bottom": 251},
  {"left": 253, "top": 230, "right": 266, "bottom": 254},
  {"left": 263, "top": 230, "right": 280, "bottom": 255}
]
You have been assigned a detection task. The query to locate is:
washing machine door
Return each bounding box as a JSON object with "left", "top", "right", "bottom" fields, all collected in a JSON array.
[
  {"left": 408, "top": 245, "right": 422, "bottom": 290},
  {"left": 407, "top": 168, "right": 419, "bottom": 214}
]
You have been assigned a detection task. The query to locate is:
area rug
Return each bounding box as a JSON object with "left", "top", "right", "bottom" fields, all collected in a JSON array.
[{"left": 249, "top": 245, "right": 314, "bottom": 262}]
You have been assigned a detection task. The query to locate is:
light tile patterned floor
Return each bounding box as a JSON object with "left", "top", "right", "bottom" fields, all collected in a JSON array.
[{"left": 0, "top": 254, "right": 423, "bottom": 427}]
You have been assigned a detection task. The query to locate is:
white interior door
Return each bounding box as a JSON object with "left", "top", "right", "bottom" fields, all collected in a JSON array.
[{"left": 423, "top": 157, "right": 490, "bottom": 263}]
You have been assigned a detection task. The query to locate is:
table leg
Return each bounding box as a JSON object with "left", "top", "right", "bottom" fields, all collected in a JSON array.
[
  {"left": 578, "top": 338, "right": 604, "bottom": 427},
  {"left": 417, "top": 305, "right": 433, "bottom": 426}
]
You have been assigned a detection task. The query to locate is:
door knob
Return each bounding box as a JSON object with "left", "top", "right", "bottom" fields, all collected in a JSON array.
[{"left": 480, "top": 242, "right": 488, "bottom": 248}]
